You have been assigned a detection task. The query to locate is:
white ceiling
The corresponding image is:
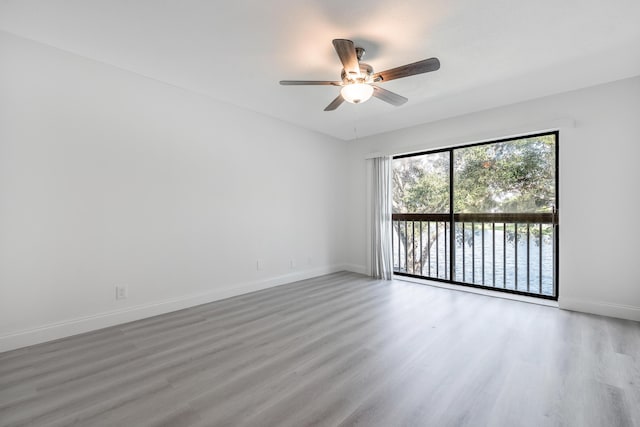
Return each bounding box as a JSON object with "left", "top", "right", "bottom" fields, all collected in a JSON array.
[{"left": 1, "top": 0, "right": 639, "bottom": 140}]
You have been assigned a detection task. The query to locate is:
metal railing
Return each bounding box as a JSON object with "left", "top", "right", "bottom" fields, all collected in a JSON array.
[{"left": 392, "top": 212, "right": 557, "bottom": 298}]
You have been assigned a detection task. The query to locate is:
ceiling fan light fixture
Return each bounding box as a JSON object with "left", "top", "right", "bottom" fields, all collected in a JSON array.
[{"left": 340, "top": 83, "right": 374, "bottom": 104}]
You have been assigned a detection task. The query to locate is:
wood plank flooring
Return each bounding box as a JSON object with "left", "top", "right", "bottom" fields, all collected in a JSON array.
[{"left": 1, "top": 272, "right": 639, "bottom": 426}]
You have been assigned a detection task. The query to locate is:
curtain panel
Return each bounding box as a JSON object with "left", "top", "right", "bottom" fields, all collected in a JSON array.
[{"left": 370, "top": 156, "right": 393, "bottom": 279}]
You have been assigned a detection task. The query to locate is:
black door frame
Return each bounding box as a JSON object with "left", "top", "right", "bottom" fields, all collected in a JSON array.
[{"left": 392, "top": 131, "right": 559, "bottom": 300}]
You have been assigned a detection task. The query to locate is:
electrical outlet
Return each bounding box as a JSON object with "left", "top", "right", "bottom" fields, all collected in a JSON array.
[
  {"left": 256, "top": 259, "right": 264, "bottom": 271},
  {"left": 290, "top": 259, "right": 297, "bottom": 270},
  {"left": 115, "top": 285, "right": 128, "bottom": 300}
]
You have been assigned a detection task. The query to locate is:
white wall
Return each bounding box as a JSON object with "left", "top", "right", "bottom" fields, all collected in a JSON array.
[
  {"left": 0, "top": 32, "right": 348, "bottom": 351},
  {"left": 345, "top": 76, "right": 640, "bottom": 321}
]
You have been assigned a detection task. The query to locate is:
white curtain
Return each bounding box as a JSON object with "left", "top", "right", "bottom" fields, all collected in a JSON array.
[{"left": 370, "top": 156, "right": 393, "bottom": 280}]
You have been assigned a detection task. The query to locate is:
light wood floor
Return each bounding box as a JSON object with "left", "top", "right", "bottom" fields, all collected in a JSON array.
[{"left": 1, "top": 272, "right": 639, "bottom": 427}]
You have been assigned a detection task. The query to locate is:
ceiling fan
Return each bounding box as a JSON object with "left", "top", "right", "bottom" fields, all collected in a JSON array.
[{"left": 280, "top": 39, "right": 440, "bottom": 111}]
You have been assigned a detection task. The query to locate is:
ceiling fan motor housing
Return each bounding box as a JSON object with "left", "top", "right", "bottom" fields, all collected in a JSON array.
[{"left": 341, "top": 62, "right": 374, "bottom": 84}]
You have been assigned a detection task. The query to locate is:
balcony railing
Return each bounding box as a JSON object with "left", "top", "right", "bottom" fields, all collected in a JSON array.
[{"left": 392, "top": 212, "right": 557, "bottom": 298}]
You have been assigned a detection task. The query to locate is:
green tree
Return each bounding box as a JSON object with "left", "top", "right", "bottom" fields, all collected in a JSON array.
[{"left": 453, "top": 135, "right": 555, "bottom": 213}]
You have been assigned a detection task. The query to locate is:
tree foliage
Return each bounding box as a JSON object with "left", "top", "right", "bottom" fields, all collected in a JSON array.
[
  {"left": 393, "top": 152, "right": 449, "bottom": 213},
  {"left": 394, "top": 135, "right": 556, "bottom": 214}
]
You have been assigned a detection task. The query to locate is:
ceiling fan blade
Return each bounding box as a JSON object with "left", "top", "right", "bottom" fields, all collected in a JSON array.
[
  {"left": 280, "top": 80, "right": 342, "bottom": 86},
  {"left": 324, "top": 94, "right": 345, "bottom": 111},
  {"left": 372, "top": 86, "right": 408, "bottom": 106},
  {"left": 332, "top": 39, "right": 360, "bottom": 78},
  {"left": 373, "top": 57, "right": 440, "bottom": 82}
]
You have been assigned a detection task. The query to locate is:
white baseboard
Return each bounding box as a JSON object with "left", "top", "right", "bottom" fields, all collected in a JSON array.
[
  {"left": 559, "top": 297, "right": 640, "bottom": 322},
  {"left": 0, "top": 265, "right": 347, "bottom": 353},
  {"left": 342, "top": 264, "right": 368, "bottom": 275}
]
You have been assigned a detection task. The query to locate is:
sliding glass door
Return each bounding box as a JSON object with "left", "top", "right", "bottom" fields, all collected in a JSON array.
[{"left": 392, "top": 132, "right": 558, "bottom": 299}]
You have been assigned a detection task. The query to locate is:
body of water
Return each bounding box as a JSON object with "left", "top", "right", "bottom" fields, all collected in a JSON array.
[{"left": 394, "top": 225, "right": 556, "bottom": 297}]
